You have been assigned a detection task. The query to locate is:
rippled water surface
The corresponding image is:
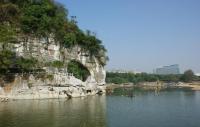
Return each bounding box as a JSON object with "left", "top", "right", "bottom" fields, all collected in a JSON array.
[
  {"left": 0, "top": 88, "right": 200, "bottom": 127},
  {"left": 0, "top": 96, "right": 107, "bottom": 127}
]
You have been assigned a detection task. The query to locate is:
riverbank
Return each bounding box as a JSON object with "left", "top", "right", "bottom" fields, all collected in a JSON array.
[
  {"left": 106, "top": 82, "right": 200, "bottom": 91},
  {"left": 0, "top": 84, "right": 106, "bottom": 102},
  {"left": 177, "top": 82, "right": 200, "bottom": 90}
]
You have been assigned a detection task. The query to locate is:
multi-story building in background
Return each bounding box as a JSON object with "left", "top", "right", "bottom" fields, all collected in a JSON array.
[{"left": 154, "top": 64, "right": 180, "bottom": 75}]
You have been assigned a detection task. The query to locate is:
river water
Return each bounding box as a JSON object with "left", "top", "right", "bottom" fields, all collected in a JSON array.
[{"left": 0, "top": 88, "right": 200, "bottom": 127}]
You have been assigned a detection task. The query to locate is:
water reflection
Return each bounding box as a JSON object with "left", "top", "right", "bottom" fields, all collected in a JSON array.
[
  {"left": 1, "top": 89, "right": 200, "bottom": 127},
  {"left": 0, "top": 95, "right": 107, "bottom": 127},
  {"left": 107, "top": 88, "right": 200, "bottom": 127},
  {"left": 110, "top": 86, "right": 197, "bottom": 97}
]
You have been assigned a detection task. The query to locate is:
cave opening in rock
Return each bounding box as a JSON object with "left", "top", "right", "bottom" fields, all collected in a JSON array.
[{"left": 67, "top": 60, "right": 90, "bottom": 81}]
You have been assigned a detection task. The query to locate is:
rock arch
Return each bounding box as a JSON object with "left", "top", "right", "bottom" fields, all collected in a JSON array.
[{"left": 67, "top": 60, "right": 90, "bottom": 81}]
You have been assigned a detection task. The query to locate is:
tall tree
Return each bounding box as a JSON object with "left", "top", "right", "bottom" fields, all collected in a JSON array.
[{"left": 181, "top": 69, "right": 194, "bottom": 82}]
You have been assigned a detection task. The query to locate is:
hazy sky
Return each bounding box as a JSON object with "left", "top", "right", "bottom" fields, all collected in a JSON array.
[{"left": 56, "top": 0, "right": 200, "bottom": 73}]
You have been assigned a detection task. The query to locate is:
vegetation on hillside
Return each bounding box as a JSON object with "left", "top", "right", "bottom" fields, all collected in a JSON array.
[{"left": 0, "top": 0, "right": 108, "bottom": 74}]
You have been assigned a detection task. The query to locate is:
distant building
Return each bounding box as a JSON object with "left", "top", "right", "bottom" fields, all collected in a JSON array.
[{"left": 154, "top": 64, "right": 180, "bottom": 75}]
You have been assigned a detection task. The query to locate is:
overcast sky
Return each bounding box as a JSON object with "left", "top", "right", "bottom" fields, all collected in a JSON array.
[{"left": 57, "top": 0, "right": 200, "bottom": 73}]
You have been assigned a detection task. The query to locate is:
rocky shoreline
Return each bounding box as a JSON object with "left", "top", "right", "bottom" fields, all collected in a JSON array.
[{"left": 0, "top": 85, "right": 106, "bottom": 102}]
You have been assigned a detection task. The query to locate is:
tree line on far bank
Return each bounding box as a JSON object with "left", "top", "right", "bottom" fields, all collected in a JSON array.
[{"left": 106, "top": 70, "right": 200, "bottom": 84}]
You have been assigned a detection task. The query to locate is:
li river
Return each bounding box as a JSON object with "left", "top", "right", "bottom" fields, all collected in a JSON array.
[{"left": 0, "top": 88, "right": 200, "bottom": 127}]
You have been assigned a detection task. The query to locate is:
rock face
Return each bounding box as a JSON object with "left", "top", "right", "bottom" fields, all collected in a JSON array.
[{"left": 0, "top": 37, "right": 106, "bottom": 100}]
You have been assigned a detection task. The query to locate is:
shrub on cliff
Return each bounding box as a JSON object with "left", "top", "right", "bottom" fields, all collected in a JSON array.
[{"left": 0, "top": 50, "right": 15, "bottom": 73}]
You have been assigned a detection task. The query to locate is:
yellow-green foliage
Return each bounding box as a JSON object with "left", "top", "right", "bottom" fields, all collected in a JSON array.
[
  {"left": 46, "top": 61, "right": 64, "bottom": 68},
  {"left": 46, "top": 74, "right": 54, "bottom": 81}
]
